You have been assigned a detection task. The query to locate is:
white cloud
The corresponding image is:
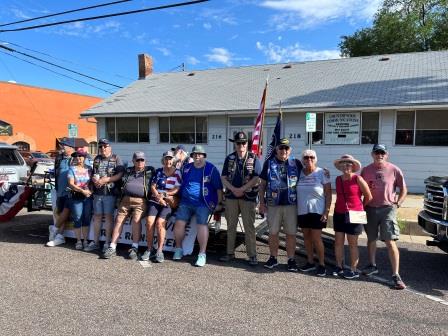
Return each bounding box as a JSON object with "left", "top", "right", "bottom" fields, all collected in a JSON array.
[
  {"left": 203, "top": 22, "right": 212, "bottom": 30},
  {"left": 186, "top": 56, "right": 200, "bottom": 65},
  {"left": 157, "top": 47, "right": 171, "bottom": 56},
  {"left": 256, "top": 41, "right": 340, "bottom": 63},
  {"left": 200, "top": 8, "right": 238, "bottom": 26},
  {"left": 205, "top": 48, "right": 234, "bottom": 66},
  {"left": 11, "top": 8, "right": 30, "bottom": 19},
  {"left": 53, "top": 20, "right": 122, "bottom": 38},
  {"left": 260, "top": 0, "right": 381, "bottom": 29}
]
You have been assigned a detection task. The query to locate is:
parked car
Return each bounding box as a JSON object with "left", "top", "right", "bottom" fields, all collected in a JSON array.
[
  {"left": 46, "top": 150, "right": 59, "bottom": 160},
  {"left": 0, "top": 142, "right": 29, "bottom": 184},
  {"left": 19, "top": 151, "right": 54, "bottom": 176},
  {"left": 418, "top": 176, "right": 448, "bottom": 253}
]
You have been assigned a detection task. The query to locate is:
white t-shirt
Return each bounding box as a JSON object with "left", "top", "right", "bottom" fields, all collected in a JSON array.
[{"left": 297, "top": 167, "right": 331, "bottom": 215}]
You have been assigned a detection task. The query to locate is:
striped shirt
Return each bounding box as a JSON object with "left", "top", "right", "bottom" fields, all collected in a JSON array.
[{"left": 150, "top": 167, "right": 181, "bottom": 204}]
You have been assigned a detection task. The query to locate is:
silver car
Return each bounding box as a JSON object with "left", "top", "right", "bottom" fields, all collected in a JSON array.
[{"left": 0, "top": 142, "right": 29, "bottom": 184}]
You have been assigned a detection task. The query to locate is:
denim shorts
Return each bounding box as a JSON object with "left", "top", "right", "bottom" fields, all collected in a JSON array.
[
  {"left": 93, "top": 195, "right": 116, "bottom": 215},
  {"left": 70, "top": 197, "right": 93, "bottom": 228},
  {"left": 147, "top": 202, "right": 172, "bottom": 220},
  {"left": 176, "top": 203, "right": 211, "bottom": 225}
]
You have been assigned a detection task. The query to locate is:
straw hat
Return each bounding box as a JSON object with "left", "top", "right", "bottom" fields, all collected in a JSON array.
[{"left": 333, "top": 154, "right": 361, "bottom": 172}]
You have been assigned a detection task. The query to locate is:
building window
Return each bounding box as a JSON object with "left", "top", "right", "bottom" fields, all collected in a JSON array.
[
  {"left": 0, "top": 120, "right": 13, "bottom": 136},
  {"left": 395, "top": 111, "right": 414, "bottom": 145},
  {"left": 159, "top": 117, "right": 208, "bottom": 144},
  {"left": 89, "top": 142, "right": 98, "bottom": 155},
  {"left": 361, "top": 112, "right": 379, "bottom": 144},
  {"left": 311, "top": 113, "right": 324, "bottom": 144},
  {"left": 105, "top": 117, "right": 150, "bottom": 143}
]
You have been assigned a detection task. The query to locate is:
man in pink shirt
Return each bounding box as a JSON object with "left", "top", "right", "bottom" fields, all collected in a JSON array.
[{"left": 361, "top": 144, "right": 407, "bottom": 290}]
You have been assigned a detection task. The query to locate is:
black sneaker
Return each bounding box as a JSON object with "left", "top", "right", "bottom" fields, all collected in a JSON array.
[
  {"left": 361, "top": 264, "right": 379, "bottom": 276},
  {"left": 127, "top": 247, "right": 138, "bottom": 260},
  {"left": 332, "top": 266, "right": 344, "bottom": 277},
  {"left": 316, "top": 265, "right": 326, "bottom": 277},
  {"left": 219, "top": 254, "right": 235, "bottom": 262},
  {"left": 392, "top": 274, "right": 406, "bottom": 290},
  {"left": 343, "top": 270, "right": 360, "bottom": 279},
  {"left": 287, "top": 258, "right": 298, "bottom": 272},
  {"left": 299, "top": 262, "right": 316, "bottom": 272},
  {"left": 264, "top": 256, "right": 279, "bottom": 269},
  {"left": 102, "top": 247, "right": 116, "bottom": 259}
]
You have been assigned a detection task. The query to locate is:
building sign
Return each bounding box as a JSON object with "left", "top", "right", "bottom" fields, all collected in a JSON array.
[
  {"left": 0, "top": 120, "right": 12, "bottom": 136},
  {"left": 325, "top": 112, "right": 360, "bottom": 145},
  {"left": 306, "top": 112, "right": 316, "bottom": 132},
  {"left": 68, "top": 123, "right": 78, "bottom": 138}
]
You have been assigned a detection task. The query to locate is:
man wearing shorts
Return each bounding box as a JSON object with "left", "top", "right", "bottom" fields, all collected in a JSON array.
[
  {"left": 259, "top": 138, "right": 302, "bottom": 271},
  {"left": 46, "top": 139, "right": 75, "bottom": 247},
  {"left": 86, "top": 138, "right": 124, "bottom": 252},
  {"left": 361, "top": 144, "right": 407, "bottom": 289},
  {"left": 102, "top": 151, "right": 154, "bottom": 260},
  {"left": 173, "top": 145, "right": 223, "bottom": 267}
]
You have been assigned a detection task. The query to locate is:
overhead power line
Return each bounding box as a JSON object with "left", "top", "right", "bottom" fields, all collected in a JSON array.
[
  {"left": 0, "top": 0, "right": 132, "bottom": 28},
  {"left": 0, "top": 0, "right": 210, "bottom": 33},
  {"left": 0, "top": 44, "right": 123, "bottom": 88},
  {"left": 0, "top": 39, "right": 133, "bottom": 81},
  {"left": 0, "top": 50, "right": 114, "bottom": 94}
]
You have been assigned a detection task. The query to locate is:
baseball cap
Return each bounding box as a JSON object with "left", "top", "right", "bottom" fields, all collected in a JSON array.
[
  {"left": 133, "top": 151, "right": 145, "bottom": 160},
  {"left": 163, "top": 150, "right": 175, "bottom": 158},
  {"left": 71, "top": 148, "right": 88, "bottom": 158},
  {"left": 277, "top": 138, "right": 290, "bottom": 147},
  {"left": 171, "top": 144, "right": 187, "bottom": 152},
  {"left": 229, "top": 131, "right": 248, "bottom": 143},
  {"left": 372, "top": 144, "right": 387, "bottom": 153},
  {"left": 98, "top": 138, "right": 110, "bottom": 146}
]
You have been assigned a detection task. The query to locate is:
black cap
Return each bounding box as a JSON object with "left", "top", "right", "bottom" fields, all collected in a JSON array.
[
  {"left": 98, "top": 138, "right": 110, "bottom": 145},
  {"left": 372, "top": 144, "right": 387, "bottom": 153},
  {"left": 277, "top": 138, "right": 290, "bottom": 147},
  {"left": 229, "top": 131, "right": 248, "bottom": 143}
]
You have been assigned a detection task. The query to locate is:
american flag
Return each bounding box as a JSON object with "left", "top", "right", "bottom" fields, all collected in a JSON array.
[{"left": 251, "top": 80, "right": 268, "bottom": 157}]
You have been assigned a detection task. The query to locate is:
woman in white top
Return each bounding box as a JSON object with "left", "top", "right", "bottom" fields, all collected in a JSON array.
[{"left": 296, "top": 149, "right": 332, "bottom": 277}]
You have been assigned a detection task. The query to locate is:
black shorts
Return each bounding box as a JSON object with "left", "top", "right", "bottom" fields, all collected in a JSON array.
[
  {"left": 333, "top": 212, "right": 363, "bottom": 236},
  {"left": 298, "top": 213, "right": 327, "bottom": 230}
]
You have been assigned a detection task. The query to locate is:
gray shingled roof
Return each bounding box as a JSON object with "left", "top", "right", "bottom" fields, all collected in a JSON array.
[{"left": 82, "top": 51, "right": 448, "bottom": 117}]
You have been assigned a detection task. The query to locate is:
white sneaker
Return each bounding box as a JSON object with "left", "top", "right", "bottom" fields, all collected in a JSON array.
[
  {"left": 84, "top": 241, "right": 99, "bottom": 252},
  {"left": 46, "top": 234, "right": 65, "bottom": 247},
  {"left": 75, "top": 241, "right": 83, "bottom": 250},
  {"left": 48, "top": 225, "right": 57, "bottom": 241}
]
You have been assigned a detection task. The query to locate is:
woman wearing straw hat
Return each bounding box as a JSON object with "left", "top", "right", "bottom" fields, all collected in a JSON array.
[{"left": 333, "top": 154, "right": 372, "bottom": 279}]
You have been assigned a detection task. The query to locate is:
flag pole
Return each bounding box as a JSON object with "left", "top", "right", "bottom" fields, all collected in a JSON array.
[{"left": 259, "top": 76, "right": 268, "bottom": 157}]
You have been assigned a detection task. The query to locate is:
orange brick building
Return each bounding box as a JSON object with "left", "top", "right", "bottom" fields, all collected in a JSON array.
[{"left": 0, "top": 81, "right": 100, "bottom": 152}]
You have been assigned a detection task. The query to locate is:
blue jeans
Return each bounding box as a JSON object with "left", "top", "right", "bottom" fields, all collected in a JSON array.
[
  {"left": 176, "top": 203, "right": 211, "bottom": 225},
  {"left": 70, "top": 197, "right": 93, "bottom": 228}
]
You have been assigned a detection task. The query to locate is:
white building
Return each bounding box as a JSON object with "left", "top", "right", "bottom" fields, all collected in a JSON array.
[{"left": 81, "top": 51, "right": 448, "bottom": 193}]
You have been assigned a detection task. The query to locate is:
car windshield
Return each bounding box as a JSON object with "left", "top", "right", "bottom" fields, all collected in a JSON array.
[
  {"left": 0, "top": 149, "right": 21, "bottom": 165},
  {"left": 32, "top": 152, "right": 50, "bottom": 158}
]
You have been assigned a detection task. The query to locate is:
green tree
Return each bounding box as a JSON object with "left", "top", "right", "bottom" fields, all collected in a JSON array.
[{"left": 339, "top": 0, "right": 448, "bottom": 57}]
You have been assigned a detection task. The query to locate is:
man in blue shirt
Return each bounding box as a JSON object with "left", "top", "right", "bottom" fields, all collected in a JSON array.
[{"left": 173, "top": 145, "right": 223, "bottom": 267}]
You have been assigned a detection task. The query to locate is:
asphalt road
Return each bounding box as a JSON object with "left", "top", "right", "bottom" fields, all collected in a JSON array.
[{"left": 0, "top": 210, "right": 447, "bottom": 336}]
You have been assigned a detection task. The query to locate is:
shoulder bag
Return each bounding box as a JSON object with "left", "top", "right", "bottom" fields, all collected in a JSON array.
[{"left": 339, "top": 176, "right": 367, "bottom": 225}]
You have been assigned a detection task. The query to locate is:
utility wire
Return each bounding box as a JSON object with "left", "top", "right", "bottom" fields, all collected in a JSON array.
[
  {"left": 0, "top": 0, "right": 132, "bottom": 28},
  {"left": 0, "top": 44, "right": 123, "bottom": 88},
  {"left": 0, "top": 50, "right": 114, "bottom": 94},
  {"left": 0, "top": 39, "right": 133, "bottom": 81},
  {"left": 0, "top": 0, "right": 209, "bottom": 33}
]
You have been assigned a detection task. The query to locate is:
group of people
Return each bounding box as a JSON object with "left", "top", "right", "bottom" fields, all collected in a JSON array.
[{"left": 46, "top": 132, "right": 407, "bottom": 290}]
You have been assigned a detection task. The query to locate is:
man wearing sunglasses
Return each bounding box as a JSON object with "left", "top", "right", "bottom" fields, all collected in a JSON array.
[
  {"left": 259, "top": 138, "right": 302, "bottom": 271},
  {"left": 361, "top": 144, "right": 407, "bottom": 290},
  {"left": 86, "top": 138, "right": 125, "bottom": 253},
  {"left": 102, "top": 151, "right": 154, "bottom": 260},
  {"left": 220, "top": 131, "right": 261, "bottom": 265}
]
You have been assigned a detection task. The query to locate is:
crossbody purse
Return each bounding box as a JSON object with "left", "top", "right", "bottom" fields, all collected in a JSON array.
[{"left": 339, "top": 176, "right": 367, "bottom": 225}]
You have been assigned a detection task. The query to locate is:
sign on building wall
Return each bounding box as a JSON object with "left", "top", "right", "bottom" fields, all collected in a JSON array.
[
  {"left": 68, "top": 123, "right": 78, "bottom": 138},
  {"left": 0, "top": 120, "right": 12, "bottom": 136},
  {"left": 325, "top": 112, "right": 360, "bottom": 145}
]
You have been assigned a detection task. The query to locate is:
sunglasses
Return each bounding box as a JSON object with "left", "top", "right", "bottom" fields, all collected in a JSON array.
[
  {"left": 236, "top": 142, "right": 247, "bottom": 146},
  {"left": 374, "top": 151, "right": 386, "bottom": 155},
  {"left": 303, "top": 156, "right": 315, "bottom": 160},
  {"left": 340, "top": 161, "right": 353, "bottom": 165},
  {"left": 99, "top": 145, "right": 109, "bottom": 149},
  {"left": 135, "top": 158, "right": 145, "bottom": 162},
  {"left": 278, "top": 145, "right": 290, "bottom": 150}
]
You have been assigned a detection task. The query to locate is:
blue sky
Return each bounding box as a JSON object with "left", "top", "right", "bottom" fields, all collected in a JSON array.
[{"left": 0, "top": 0, "right": 382, "bottom": 98}]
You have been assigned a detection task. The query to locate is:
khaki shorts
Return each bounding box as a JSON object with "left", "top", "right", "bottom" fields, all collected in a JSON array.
[
  {"left": 116, "top": 196, "right": 147, "bottom": 222},
  {"left": 365, "top": 205, "right": 399, "bottom": 241},
  {"left": 267, "top": 205, "right": 298, "bottom": 235}
]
